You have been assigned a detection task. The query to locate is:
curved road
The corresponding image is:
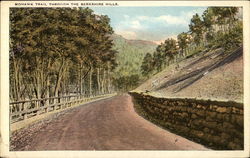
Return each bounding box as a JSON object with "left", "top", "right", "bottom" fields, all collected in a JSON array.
[{"left": 11, "top": 94, "right": 208, "bottom": 150}]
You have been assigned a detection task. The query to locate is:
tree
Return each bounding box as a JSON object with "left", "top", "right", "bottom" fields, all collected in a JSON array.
[
  {"left": 202, "top": 8, "right": 215, "bottom": 43},
  {"left": 141, "top": 53, "right": 154, "bottom": 76},
  {"left": 177, "top": 32, "right": 190, "bottom": 57},
  {"left": 163, "top": 39, "right": 178, "bottom": 64},
  {"left": 216, "top": 21, "right": 243, "bottom": 51},
  {"left": 210, "top": 7, "right": 239, "bottom": 33},
  {"left": 146, "top": 38, "right": 179, "bottom": 73},
  {"left": 189, "top": 14, "right": 204, "bottom": 46},
  {"left": 10, "top": 8, "right": 117, "bottom": 101}
]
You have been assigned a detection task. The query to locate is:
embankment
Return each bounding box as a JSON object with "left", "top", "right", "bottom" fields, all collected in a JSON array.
[{"left": 129, "top": 92, "right": 243, "bottom": 150}]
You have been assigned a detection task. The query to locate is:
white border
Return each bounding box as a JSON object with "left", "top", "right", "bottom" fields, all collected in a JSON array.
[{"left": 1, "top": 1, "right": 250, "bottom": 158}]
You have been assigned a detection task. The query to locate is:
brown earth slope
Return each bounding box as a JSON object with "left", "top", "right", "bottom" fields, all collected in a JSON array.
[{"left": 135, "top": 47, "right": 243, "bottom": 103}]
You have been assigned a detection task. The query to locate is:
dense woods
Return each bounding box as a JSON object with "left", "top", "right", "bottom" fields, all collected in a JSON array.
[
  {"left": 10, "top": 8, "right": 117, "bottom": 101},
  {"left": 141, "top": 7, "right": 243, "bottom": 77}
]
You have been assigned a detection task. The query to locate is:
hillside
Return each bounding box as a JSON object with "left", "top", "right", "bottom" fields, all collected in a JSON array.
[
  {"left": 134, "top": 47, "right": 243, "bottom": 103},
  {"left": 111, "top": 34, "right": 157, "bottom": 76},
  {"left": 111, "top": 34, "right": 157, "bottom": 90}
]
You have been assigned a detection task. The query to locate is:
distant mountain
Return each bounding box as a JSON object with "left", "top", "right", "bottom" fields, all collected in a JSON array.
[
  {"left": 111, "top": 34, "right": 157, "bottom": 46},
  {"left": 111, "top": 34, "right": 157, "bottom": 78},
  {"left": 127, "top": 39, "right": 157, "bottom": 46}
]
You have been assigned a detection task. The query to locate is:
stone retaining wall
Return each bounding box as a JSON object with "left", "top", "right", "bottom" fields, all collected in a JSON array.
[{"left": 129, "top": 92, "right": 243, "bottom": 150}]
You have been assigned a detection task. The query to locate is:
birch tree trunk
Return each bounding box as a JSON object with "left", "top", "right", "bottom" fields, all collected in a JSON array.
[
  {"left": 54, "top": 58, "right": 66, "bottom": 98},
  {"left": 107, "top": 66, "right": 111, "bottom": 94},
  {"left": 13, "top": 58, "right": 20, "bottom": 101},
  {"left": 97, "top": 67, "right": 101, "bottom": 95},
  {"left": 89, "top": 66, "right": 93, "bottom": 96},
  {"left": 101, "top": 69, "right": 105, "bottom": 94}
]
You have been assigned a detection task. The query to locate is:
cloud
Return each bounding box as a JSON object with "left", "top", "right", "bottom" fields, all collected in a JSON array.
[
  {"left": 137, "top": 8, "right": 205, "bottom": 26},
  {"left": 117, "top": 9, "right": 203, "bottom": 31},
  {"left": 115, "top": 14, "right": 186, "bottom": 41},
  {"left": 181, "top": 8, "right": 206, "bottom": 19},
  {"left": 114, "top": 8, "right": 206, "bottom": 41},
  {"left": 156, "top": 15, "right": 187, "bottom": 25},
  {"left": 124, "top": 14, "right": 129, "bottom": 19},
  {"left": 117, "top": 19, "right": 143, "bottom": 30},
  {"left": 131, "top": 20, "right": 142, "bottom": 29},
  {"left": 136, "top": 15, "right": 187, "bottom": 26}
]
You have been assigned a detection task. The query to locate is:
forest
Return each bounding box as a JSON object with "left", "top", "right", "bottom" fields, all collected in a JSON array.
[
  {"left": 10, "top": 7, "right": 243, "bottom": 102},
  {"left": 111, "top": 34, "right": 156, "bottom": 92},
  {"left": 10, "top": 8, "right": 117, "bottom": 101}
]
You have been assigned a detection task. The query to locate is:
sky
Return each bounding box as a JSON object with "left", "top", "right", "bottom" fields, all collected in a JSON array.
[{"left": 91, "top": 6, "right": 207, "bottom": 44}]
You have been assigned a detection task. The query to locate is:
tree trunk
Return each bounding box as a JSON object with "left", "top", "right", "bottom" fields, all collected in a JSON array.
[
  {"left": 107, "top": 66, "right": 111, "bottom": 94},
  {"left": 54, "top": 58, "right": 66, "bottom": 97},
  {"left": 97, "top": 67, "right": 101, "bottom": 95},
  {"left": 45, "top": 76, "right": 50, "bottom": 105},
  {"left": 79, "top": 64, "right": 82, "bottom": 94},
  {"left": 101, "top": 69, "right": 106, "bottom": 94},
  {"left": 89, "top": 66, "right": 93, "bottom": 96},
  {"left": 13, "top": 58, "right": 20, "bottom": 101},
  {"left": 33, "top": 57, "right": 41, "bottom": 100},
  {"left": 35, "top": 70, "right": 41, "bottom": 99}
]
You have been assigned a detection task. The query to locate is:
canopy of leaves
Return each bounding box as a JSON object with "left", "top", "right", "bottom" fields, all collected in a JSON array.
[{"left": 10, "top": 8, "right": 117, "bottom": 100}]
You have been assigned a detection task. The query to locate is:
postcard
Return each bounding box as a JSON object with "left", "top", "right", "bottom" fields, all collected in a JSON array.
[{"left": 1, "top": 1, "right": 250, "bottom": 158}]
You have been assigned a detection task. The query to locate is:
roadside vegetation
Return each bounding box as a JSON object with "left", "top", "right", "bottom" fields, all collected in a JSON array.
[
  {"left": 10, "top": 8, "right": 117, "bottom": 101},
  {"left": 141, "top": 7, "right": 243, "bottom": 78}
]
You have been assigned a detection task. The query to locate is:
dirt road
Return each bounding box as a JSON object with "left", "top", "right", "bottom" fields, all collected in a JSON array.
[{"left": 11, "top": 94, "right": 208, "bottom": 150}]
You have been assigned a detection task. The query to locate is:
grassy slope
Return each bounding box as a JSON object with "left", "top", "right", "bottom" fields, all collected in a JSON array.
[{"left": 135, "top": 47, "right": 243, "bottom": 103}]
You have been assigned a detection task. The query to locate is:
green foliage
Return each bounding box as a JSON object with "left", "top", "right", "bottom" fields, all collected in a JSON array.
[
  {"left": 10, "top": 8, "right": 116, "bottom": 100},
  {"left": 141, "top": 53, "right": 154, "bottom": 76},
  {"left": 210, "top": 7, "right": 239, "bottom": 25},
  {"left": 152, "top": 51, "right": 165, "bottom": 72},
  {"left": 189, "top": 14, "right": 203, "bottom": 45},
  {"left": 177, "top": 32, "right": 191, "bottom": 56},
  {"left": 112, "top": 36, "right": 156, "bottom": 76},
  {"left": 111, "top": 34, "right": 156, "bottom": 91},
  {"left": 113, "top": 74, "right": 140, "bottom": 92},
  {"left": 141, "top": 38, "right": 178, "bottom": 76},
  {"left": 202, "top": 9, "right": 213, "bottom": 29},
  {"left": 186, "top": 45, "right": 205, "bottom": 58},
  {"left": 214, "top": 22, "right": 243, "bottom": 51}
]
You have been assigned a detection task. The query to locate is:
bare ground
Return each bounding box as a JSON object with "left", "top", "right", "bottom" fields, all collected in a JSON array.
[
  {"left": 10, "top": 95, "right": 208, "bottom": 151},
  {"left": 136, "top": 47, "right": 243, "bottom": 102}
]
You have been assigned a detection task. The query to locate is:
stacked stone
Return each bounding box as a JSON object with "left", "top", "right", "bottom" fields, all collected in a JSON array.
[{"left": 129, "top": 92, "right": 243, "bottom": 150}]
